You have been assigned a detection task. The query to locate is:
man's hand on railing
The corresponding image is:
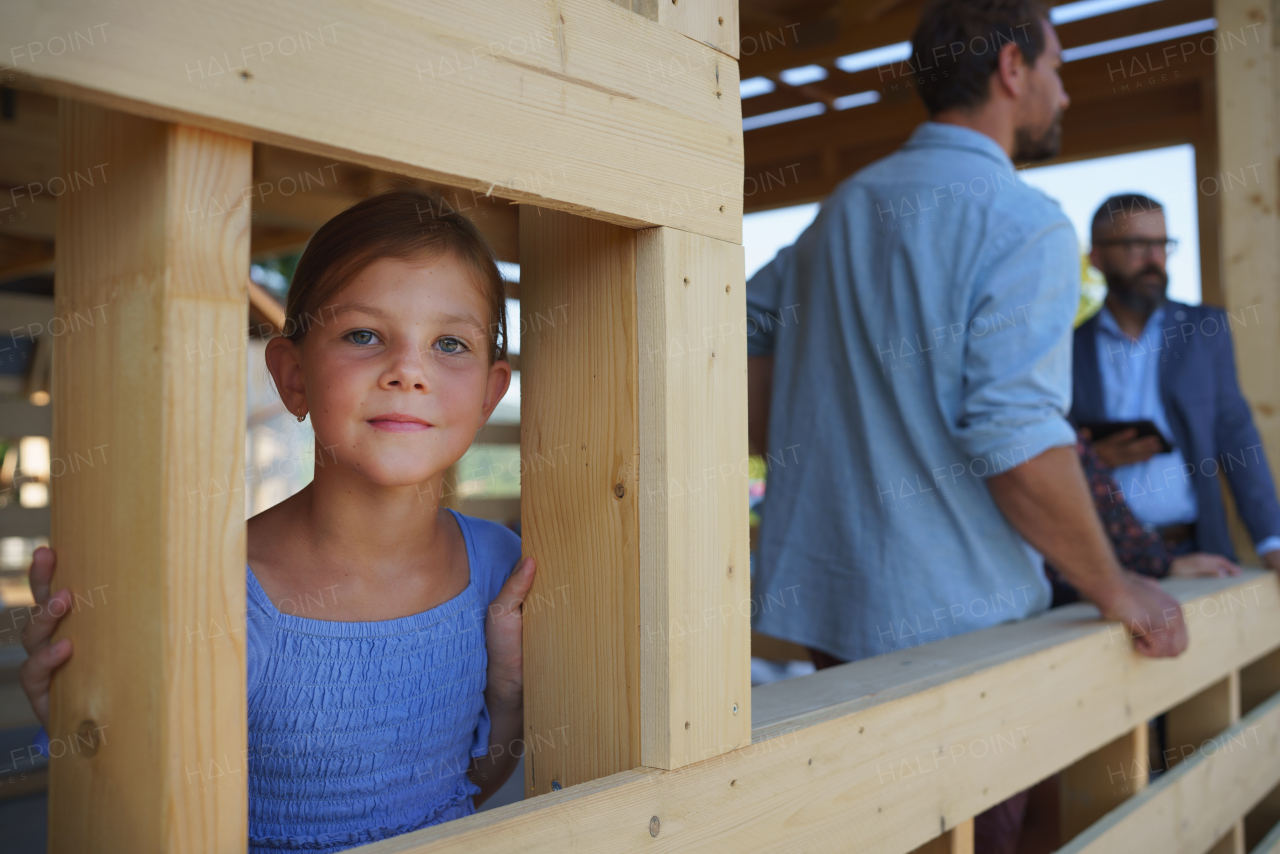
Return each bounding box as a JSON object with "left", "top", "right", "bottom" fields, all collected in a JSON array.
[{"left": 1095, "top": 571, "right": 1188, "bottom": 658}]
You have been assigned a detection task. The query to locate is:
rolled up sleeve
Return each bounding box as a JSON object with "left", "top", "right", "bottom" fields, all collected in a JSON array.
[
  {"left": 746, "top": 245, "right": 793, "bottom": 358},
  {"left": 954, "top": 221, "right": 1079, "bottom": 473}
]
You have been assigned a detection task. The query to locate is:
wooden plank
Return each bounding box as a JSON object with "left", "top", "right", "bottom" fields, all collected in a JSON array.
[
  {"left": 1060, "top": 726, "right": 1149, "bottom": 843},
  {"left": 1167, "top": 672, "right": 1240, "bottom": 768},
  {"left": 1167, "top": 673, "right": 1245, "bottom": 853},
  {"left": 739, "top": 0, "right": 1208, "bottom": 80},
  {"left": 2, "top": 0, "right": 743, "bottom": 243},
  {"left": 50, "top": 102, "right": 248, "bottom": 853},
  {"left": 354, "top": 572, "right": 1280, "bottom": 854},
  {"left": 1060, "top": 690, "right": 1280, "bottom": 854},
  {"left": 751, "top": 631, "right": 811, "bottom": 663},
  {"left": 658, "top": 0, "right": 740, "bottom": 58},
  {"left": 909, "top": 819, "right": 974, "bottom": 854},
  {"left": 636, "top": 227, "right": 750, "bottom": 771},
  {"left": 519, "top": 207, "right": 641, "bottom": 795},
  {"left": 1244, "top": 650, "right": 1280, "bottom": 848},
  {"left": 742, "top": 31, "right": 1216, "bottom": 212},
  {"left": 1215, "top": 0, "right": 1280, "bottom": 489},
  {"left": 1195, "top": 73, "right": 1223, "bottom": 308}
]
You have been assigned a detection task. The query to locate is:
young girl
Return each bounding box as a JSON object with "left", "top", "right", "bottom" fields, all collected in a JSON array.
[{"left": 18, "top": 189, "right": 537, "bottom": 852}]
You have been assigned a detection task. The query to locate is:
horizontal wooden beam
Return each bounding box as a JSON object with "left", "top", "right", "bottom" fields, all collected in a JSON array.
[
  {"left": 739, "top": 0, "right": 1209, "bottom": 80},
  {"left": 1060, "top": 689, "right": 1280, "bottom": 853},
  {"left": 1, "top": 0, "right": 743, "bottom": 243},
  {"left": 356, "top": 572, "right": 1280, "bottom": 854},
  {"left": 742, "top": 32, "right": 1214, "bottom": 213}
]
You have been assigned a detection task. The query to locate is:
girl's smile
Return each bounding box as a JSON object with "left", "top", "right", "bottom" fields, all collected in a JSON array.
[
  {"left": 368, "top": 412, "right": 433, "bottom": 432},
  {"left": 267, "top": 253, "right": 511, "bottom": 490}
]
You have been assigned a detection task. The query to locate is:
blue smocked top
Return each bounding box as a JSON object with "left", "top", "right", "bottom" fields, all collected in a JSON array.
[{"left": 244, "top": 511, "right": 521, "bottom": 853}]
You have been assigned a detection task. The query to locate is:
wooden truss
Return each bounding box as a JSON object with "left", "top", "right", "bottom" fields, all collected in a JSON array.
[{"left": 1, "top": 0, "right": 1279, "bottom": 851}]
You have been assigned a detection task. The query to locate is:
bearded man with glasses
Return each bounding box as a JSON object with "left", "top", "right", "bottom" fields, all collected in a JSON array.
[{"left": 1071, "top": 193, "right": 1280, "bottom": 570}]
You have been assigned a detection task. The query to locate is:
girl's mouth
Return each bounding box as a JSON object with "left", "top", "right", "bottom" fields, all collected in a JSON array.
[{"left": 367, "top": 414, "right": 432, "bottom": 432}]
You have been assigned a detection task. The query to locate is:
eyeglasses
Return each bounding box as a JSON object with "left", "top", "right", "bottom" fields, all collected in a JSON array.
[{"left": 1093, "top": 237, "right": 1179, "bottom": 258}]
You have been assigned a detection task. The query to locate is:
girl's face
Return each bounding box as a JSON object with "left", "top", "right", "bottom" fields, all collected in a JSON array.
[{"left": 268, "top": 254, "right": 510, "bottom": 490}]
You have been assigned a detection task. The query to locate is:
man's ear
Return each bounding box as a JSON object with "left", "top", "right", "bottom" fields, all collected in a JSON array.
[
  {"left": 994, "top": 41, "right": 1029, "bottom": 100},
  {"left": 1088, "top": 246, "right": 1104, "bottom": 272},
  {"left": 265, "top": 336, "right": 309, "bottom": 418}
]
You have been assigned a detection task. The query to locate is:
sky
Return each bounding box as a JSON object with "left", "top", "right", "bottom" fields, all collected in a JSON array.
[{"left": 743, "top": 144, "right": 1202, "bottom": 305}]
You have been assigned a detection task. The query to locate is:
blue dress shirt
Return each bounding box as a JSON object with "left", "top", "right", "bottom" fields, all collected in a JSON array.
[
  {"left": 746, "top": 122, "right": 1079, "bottom": 663},
  {"left": 1094, "top": 304, "right": 1280, "bottom": 555},
  {"left": 1094, "top": 305, "right": 1198, "bottom": 526}
]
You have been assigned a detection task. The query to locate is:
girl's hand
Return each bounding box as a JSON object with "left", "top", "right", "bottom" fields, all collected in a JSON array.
[
  {"left": 484, "top": 557, "right": 536, "bottom": 711},
  {"left": 1169, "top": 552, "right": 1241, "bottom": 579},
  {"left": 18, "top": 546, "right": 74, "bottom": 730}
]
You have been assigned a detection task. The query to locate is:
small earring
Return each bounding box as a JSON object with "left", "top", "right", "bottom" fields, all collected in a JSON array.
[{"left": 296, "top": 413, "right": 306, "bottom": 423}]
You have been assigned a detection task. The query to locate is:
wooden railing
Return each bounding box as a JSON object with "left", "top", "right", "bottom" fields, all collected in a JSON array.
[{"left": 358, "top": 571, "right": 1280, "bottom": 853}]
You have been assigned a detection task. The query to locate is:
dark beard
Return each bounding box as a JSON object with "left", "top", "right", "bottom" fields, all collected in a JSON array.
[
  {"left": 1105, "top": 265, "right": 1168, "bottom": 316},
  {"left": 1013, "top": 110, "right": 1063, "bottom": 162}
]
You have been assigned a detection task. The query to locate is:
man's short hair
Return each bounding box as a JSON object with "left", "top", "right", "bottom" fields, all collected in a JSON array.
[
  {"left": 911, "top": 0, "right": 1049, "bottom": 115},
  {"left": 1091, "top": 193, "right": 1164, "bottom": 240}
]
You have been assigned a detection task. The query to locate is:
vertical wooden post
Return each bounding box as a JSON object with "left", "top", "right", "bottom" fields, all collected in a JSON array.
[
  {"left": 909, "top": 818, "right": 975, "bottom": 854},
  {"left": 1060, "top": 726, "right": 1149, "bottom": 843},
  {"left": 518, "top": 212, "right": 751, "bottom": 791},
  {"left": 1244, "top": 649, "right": 1280, "bottom": 849},
  {"left": 52, "top": 102, "right": 250, "bottom": 851},
  {"left": 636, "top": 227, "right": 750, "bottom": 770},
  {"left": 1167, "top": 672, "right": 1244, "bottom": 854},
  {"left": 1214, "top": 0, "right": 1280, "bottom": 494},
  {"left": 1194, "top": 75, "right": 1222, "bottom": 308},
  {"left": 519, "top": 208, "right": 641, "bottom": 794}
]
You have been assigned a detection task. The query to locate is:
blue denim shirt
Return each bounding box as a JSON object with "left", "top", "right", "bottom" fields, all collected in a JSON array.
[{"left": 747, "top": 122, "right": 1079, "bottom": 662}]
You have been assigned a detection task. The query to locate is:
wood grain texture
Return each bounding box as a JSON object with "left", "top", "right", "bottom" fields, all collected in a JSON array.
[
  {"left": 519, "top": 206, "right": 641, "bottom": 795},
  {"left": 51, "top": 102, "right": 248, "bottom": 853},
  {"left": 353, "top": 573, "right": 1280, "bottom": 854},
  {"left": 636, "top": 227, "right": 750, "bottom": 771},
  {"left": 1060, "top": 726, "right": 1149, "bottom": 844},
  {"left": 658, "top": 0, "right": 740, "bottom": 58},
  {"left": 2, "top": 0, "right": 743, "bottom": 243},
  {"left": 1242, "top": 649, "right": 1280, "bottom": 849},
  {"left": 1215, "top": 0, "right": 1280, "bottom": 491},
  {"left": 1168, "top": 672, "right": 1240, "bottom": 769},
  {"left": 1060, "top": 690, "right": 1280, "bottom": 854},
  {"left": 908, "top": 819, "right": 974, "bottom": 854}
]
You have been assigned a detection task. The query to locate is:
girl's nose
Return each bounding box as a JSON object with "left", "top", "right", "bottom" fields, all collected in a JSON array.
[{"left": 380, "top": 342, "right": 431, "bottom": 392}]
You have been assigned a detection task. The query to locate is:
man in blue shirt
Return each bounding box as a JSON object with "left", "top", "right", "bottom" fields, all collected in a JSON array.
[
  {"left": 747, "top": 5, "right": 1187, "bottom": 848},
  {"left": 746, "top": 0, "right": 1186, "bottom": 670},
  {"left": 1072, "top": 194, "right": 1280, "bottom": 570}
]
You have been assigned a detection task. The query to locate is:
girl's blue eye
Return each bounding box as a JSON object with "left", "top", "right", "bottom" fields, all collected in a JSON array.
[
  {"left": 346, "top": 330, "right": 379, "bottom": 346},
  {"left": 437, "top": 337, "right": 467, "bottom": 354}
]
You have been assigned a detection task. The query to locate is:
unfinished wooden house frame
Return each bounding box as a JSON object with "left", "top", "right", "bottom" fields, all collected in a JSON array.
[{"left": 1, "top": 0, "right": 1280, "bottom": 851}]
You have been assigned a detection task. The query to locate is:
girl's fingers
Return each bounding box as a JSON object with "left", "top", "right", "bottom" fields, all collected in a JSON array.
[
  {"left": 494, "top": 558, "right": 537, "bottom": 615},
  {"left": 19, "top": 637, "right": 72, "bottom": 720},
  {"left": 28, "top": 546, "right": 56, "bottom": 606},
  {"left": 20, "top": 589, "right": 71, "bottom": 655}
]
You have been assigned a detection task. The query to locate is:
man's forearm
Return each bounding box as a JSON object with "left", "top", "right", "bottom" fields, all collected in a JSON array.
[{"left": 987, "top": 445, "right": 1125, "bottom": 605}]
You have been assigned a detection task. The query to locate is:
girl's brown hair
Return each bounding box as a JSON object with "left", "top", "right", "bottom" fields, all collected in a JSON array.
[{"left": 283, "top": 189, "right": 508, "bottom": 363}]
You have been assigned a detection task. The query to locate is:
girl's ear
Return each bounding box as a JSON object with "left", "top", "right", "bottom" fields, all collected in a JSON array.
[
  {"left": 265, "top": 336, "right": 308, "bottom": 418},
  {"left": 480, "top": 358, "right": 513, "bottom": 423}
]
